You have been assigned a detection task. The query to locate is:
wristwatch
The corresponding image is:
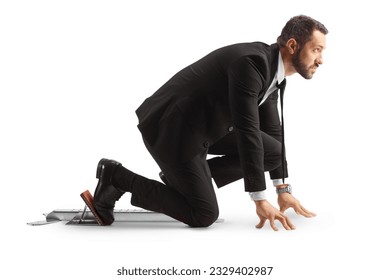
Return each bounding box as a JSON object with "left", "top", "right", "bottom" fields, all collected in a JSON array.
[{"left": 276, "top": 184, "right": 292, "bottom": 194}]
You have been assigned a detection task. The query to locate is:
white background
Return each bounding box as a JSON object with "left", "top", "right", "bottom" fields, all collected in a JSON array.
[{"left": 1, "top": 0, "right": 389, "bottom": 279}]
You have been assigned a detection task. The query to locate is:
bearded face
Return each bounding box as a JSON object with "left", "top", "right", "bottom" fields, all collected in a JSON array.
[
  {"left": 291, "top": 30, "right": 326, "bottom": 79},
  {"left": 292, "top": 48, "right": 319, "bottom": 79}
]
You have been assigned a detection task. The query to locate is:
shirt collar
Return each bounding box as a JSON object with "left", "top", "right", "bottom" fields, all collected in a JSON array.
[{"left": 277, "top": 52, "right": 285, "bottom": 84}]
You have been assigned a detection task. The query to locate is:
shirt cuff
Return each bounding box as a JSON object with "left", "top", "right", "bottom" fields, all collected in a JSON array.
[
  {"left": 249, "top": 190, "right": 266, "bottom": 201},
  {"left": 273, "top": 179, "right": 286, "bottom": 187}
]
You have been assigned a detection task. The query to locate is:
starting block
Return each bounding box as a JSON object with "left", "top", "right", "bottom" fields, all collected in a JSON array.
[
  {"left": 27, "top": 208, "right": 187, "bottom": 226},
  {"left": 27, "top": 190, "right": 224, "bottom": 226}
]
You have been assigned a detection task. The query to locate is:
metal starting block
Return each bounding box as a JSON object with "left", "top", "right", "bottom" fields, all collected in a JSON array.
[
  {"left": 27, "top": 208, "right": 224, "bottom": 226},
  {"left": 27, "top": 189, "right": 224, "bottom": 226},
  {"left": 27, "top": 208, "right": 182, "bottom": 226}
]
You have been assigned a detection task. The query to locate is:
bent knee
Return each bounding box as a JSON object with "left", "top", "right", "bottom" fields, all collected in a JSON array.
[{"left": 189, "top": 208, "right": 219, "bottom": 228}]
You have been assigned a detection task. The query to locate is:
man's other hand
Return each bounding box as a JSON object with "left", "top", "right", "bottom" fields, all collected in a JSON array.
[
  {"left": 255, "top": 199, "right": 295, "bottom": 231},
  {"left": 277, "top": 193, "right": 316, "bottom": 217}
]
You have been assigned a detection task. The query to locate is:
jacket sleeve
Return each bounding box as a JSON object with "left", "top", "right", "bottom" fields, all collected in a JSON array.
[
  {"left": 259, "top": 91, "right": 288, "bottom": 180},
  {"left": 227, "top": 56, "right": 267, "bottom": 192}
]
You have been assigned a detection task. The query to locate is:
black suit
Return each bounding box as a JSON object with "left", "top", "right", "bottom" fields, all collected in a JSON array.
[{"left": 126, "top": 42, "right": 288, "bottom": 226}]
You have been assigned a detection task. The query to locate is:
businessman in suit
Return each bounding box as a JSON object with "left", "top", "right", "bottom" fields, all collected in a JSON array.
[{"left": 83, "top": 15, "right": 328, "bottom": 230}]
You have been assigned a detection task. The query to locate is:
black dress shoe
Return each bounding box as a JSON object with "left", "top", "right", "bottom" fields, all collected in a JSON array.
[{"left": 93, "top": 158, "right": 124, "bottom": 225}]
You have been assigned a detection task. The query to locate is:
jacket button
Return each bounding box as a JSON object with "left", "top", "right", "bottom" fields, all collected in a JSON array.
[
  {"left": 203, "top": 142, "right": 209, "bottom": 148},
  {"left": 228, "top": 126, "right": 234, "bottom": 132}
]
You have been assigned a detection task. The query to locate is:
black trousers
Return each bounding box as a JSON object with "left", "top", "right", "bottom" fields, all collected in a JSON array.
[{"left": 122, "top": 132, "right": 282, "bottom": 227}]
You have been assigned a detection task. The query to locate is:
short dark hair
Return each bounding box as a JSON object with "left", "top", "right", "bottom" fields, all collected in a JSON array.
[{"left": 277, "top": 15, "right": 328, "bottom": 48}]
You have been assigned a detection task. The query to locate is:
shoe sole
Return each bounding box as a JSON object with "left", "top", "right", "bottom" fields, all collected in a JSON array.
[{"left": 80, "top": 190, "right": 108, "bottom": 226}]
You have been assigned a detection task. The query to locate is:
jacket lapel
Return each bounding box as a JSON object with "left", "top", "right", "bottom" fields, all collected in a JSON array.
[{"left": 257, "top": 43, "right": 280, "bottom": 102}]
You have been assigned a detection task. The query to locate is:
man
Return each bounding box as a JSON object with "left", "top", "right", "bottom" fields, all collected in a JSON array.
[{"left": 81, "top": 15, "right": 328, "bottom": 231}]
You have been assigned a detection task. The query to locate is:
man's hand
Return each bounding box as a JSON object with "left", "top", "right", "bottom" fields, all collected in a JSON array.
[
  {"left": 255, "top": 199, "right": 295, "bottom": 231},
  {"left": 277, "top": 193, "right": 316, "bottom": 217}
]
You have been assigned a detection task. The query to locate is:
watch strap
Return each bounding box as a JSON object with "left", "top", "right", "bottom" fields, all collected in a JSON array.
[{"left": 276, "top": 184, "right": 292, "bottom": 194}]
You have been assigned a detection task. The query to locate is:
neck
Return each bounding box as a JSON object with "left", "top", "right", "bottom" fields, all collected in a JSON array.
[{"left": 280, "top": 47, "right": 296, "bottom": 77}]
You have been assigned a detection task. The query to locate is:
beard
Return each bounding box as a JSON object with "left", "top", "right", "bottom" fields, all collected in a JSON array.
[{"left": 292, "top": 48, "right": 316, "bottom": 80}]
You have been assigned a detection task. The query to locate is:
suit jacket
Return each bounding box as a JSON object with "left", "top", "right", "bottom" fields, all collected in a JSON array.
[{"left": 136, "top": 42, "right": 286, "bottom": 192}]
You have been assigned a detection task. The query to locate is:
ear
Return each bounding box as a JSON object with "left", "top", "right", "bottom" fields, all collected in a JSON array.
[{"left": 286, "top": 38, "right": 298, "bottom": 54}]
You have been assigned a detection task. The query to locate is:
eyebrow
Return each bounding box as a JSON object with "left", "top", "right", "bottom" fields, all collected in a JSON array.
[{"left": 314, "top": 44, "right": 325, "bottom": 50}]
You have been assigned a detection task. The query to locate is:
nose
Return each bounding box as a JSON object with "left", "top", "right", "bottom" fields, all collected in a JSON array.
[{"left": 316, "top": 54, "right": 323, "bottom": 65}]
